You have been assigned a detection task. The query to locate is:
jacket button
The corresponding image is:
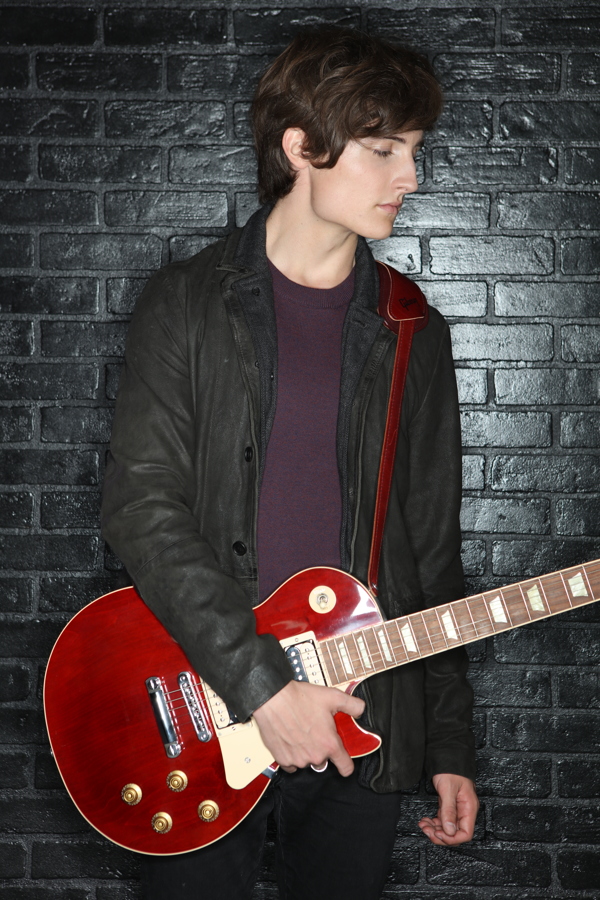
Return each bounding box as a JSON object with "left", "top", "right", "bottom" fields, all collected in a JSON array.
[
  {"left": 232, "top": 541, "right": 247, "bottom": 556},
  {"left": 252, "top": 287, "right": 260, "bottom": 295},
  {"left": 244, "top": 446, "right": 253, "bottom": 462}
]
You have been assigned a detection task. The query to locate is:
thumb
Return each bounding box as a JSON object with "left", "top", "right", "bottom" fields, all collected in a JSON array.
[
  {"left": 334, "top": 690, "right": 365, "bottom": 718},
  {"left": 439, "top": 797, "right": 458, "bottom": 836}
]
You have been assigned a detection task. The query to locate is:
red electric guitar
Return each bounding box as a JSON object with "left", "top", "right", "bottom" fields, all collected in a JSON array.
[{"left": 45, "top": 559, "right": 599, "bottom": 855}]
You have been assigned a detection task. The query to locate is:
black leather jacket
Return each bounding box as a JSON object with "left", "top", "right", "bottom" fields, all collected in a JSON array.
[{"left": 101, "top": 206, "right": 475, "bottom": 791}]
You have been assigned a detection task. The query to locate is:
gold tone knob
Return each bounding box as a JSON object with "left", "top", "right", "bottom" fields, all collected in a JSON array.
[
  {"left": 198, "top": 800, "right": 219, "bottom": 822},
  {"left": 151, "top": 812, "right": 173, "bottom": 834},
  {"left": 166, "top": 770, "right": 188, "bottom": 792},
  {"left": 121, "top": 783, "right": 142, "bottom": 806}
]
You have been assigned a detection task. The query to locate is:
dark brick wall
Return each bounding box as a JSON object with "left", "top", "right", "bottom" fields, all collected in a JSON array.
[{"left": 0, "top": 2, "right": 598, "bottom": 897}]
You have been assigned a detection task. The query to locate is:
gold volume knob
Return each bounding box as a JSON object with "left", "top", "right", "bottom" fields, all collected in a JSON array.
[
  {"left": 151, "top": 812, "right": 173, "bottom": 834},
  {"left": 166, "top": 770, "right": 188, "bottom": 792},
  {"left": 198, "top": 800, "right": 219, "bottom": 822},
  {"left": 121, "top": 783, "right": 142, "bottom": 806}
]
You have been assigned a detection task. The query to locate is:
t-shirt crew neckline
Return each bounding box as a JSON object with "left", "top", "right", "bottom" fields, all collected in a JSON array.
[{"left": 268, "top": 259, "right": 355, "bottom": 309}]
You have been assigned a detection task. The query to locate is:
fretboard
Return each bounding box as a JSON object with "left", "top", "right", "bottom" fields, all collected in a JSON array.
[{"left": 319, "top": 558, "right": 600, "bottom": 687}]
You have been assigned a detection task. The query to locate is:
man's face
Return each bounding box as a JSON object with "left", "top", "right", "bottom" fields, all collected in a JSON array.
[{"left": 305, "top": 129, "right": 423, "bottom": 240}]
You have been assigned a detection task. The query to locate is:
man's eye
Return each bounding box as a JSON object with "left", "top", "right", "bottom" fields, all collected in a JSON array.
[{"left": 373, "top": 149, "right": 393, "bottom": 158}]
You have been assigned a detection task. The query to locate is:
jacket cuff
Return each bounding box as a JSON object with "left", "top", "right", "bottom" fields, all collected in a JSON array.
[
  {"left": 425, "top": 746, "right": 477, "bottom": 783},
  {"left": 221, "top": 633, "right": 294, "bottom": 722}
]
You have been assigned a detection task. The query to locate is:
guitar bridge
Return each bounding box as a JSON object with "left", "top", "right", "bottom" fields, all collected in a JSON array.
[{"left": 145, "top": 677, "right": 181, "bottom": 758}]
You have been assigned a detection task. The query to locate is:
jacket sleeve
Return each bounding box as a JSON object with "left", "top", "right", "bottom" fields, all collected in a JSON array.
[
  {"left": 101, "top": 268, "right": 293, "bottom": 721},
  {"left": 404, "top": 322, "right": 476, "bottom": 781}
]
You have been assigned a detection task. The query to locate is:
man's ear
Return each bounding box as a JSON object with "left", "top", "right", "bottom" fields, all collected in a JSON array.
[{"left": 281, "top": 127, "right": 311, "bottom": 172}]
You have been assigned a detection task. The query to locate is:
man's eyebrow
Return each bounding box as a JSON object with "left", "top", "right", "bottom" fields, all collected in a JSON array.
[{"left": 388, "top": 135, "right": 425, "bottom": 150}]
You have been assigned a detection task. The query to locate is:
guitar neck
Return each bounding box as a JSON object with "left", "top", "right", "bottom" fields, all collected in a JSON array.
[{"left": 319, "top": 559, "right": 600, "bottom": 687}]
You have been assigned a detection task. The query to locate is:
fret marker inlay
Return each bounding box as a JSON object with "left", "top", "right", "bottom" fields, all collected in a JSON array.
[
  {"left": 356, "top": 635, "right": 373, "bottom": 669},
  {"left": 401, "top": 624, "right": 417, "bottom": 653},
  {"left": 526, "top": 585, "right": 545, "bottom": 611},
  {"left": 337, "top": 641, "right": 353, "bottom": 676},
  {"left": 441, "top": 611, "right": 457, "bottom": 640},
  {"left": 568, "top": 572, "right": 588, "bottom": 598},
  {"left": 377, "top": 629, "right": 393, "bottom": 662},
  {"left": 489, "top": 596, "right": 507, "bottom": 623}
]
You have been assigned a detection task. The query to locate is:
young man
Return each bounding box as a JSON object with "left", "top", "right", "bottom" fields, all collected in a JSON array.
[{"left": 102, "top": 26, "right": 478, "bottom": 900}]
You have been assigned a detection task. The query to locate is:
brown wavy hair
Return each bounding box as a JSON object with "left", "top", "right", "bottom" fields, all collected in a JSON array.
[{"left": 251, "top": 27, "right": 443, "bottom": 205}]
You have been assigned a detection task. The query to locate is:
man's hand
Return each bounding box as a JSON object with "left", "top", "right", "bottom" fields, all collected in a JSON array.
[
  {"left": 252, "top": 680, "right": 365, "bottom": 776},
  {"left": 418, "top": 774, "right": 479, "bottom": 845}
]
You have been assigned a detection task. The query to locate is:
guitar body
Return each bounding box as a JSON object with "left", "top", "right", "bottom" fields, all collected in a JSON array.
[{"left": 44, "top": 567, "right": 382, "bottom": 855}]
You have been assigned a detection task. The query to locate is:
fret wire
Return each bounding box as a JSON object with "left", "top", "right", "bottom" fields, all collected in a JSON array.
[
  {"left": 432, "top": 607, "right": 449, "bottom": 649},
  {"left": 406, "top": 617, "right": 422, "bottom": 657},
  {"left": 424, "top": 608, "right": 447, "bottom": 650},
  {"left": 341, "top": 634, "right": 359, "bottom": 679},
  {"left": 389, "top": 619, "right": 409, "bottom": 662},
  {"left": 480, "top": 594, "right": 496, "bottom": 632},
  {"left": 464, "top": 597, "right": 480, "bottom": 636},
  {"left": 517, "top": 583, "right": 533, "bottom": 621},
  {"left": 580, "top": 564, "right": 595, "bottom": 602},
  {"left": 346, "top": 632, "right": 366, "bottom": 677},
  {"left": 372, "top": 627, "right": 392, "bottom": 669},
  {"left": 497, "top": 589, "right": 514, "bottom": 627},
  {"left": 558, "top": 571, "right": 574, "bottom": 609},
  {"left": 364, "top": 627, "right": 383, "bottom": 670},
  {"left": 416, "top": 611, "right": 435, "bottom": 654},
  {"left": 537, "top": 578, "right": 551, "bottom": 614},
  {"left": 355, "top": 628, "right": 378, "bottom": 673},
  {"left": 384, "top": 620, "right": 402, "bottom": 664},
  {"left": 447, "top": 604, "right": 461, "bottom": 641},
  {"left": 324, "top": 640, "right": 344, "bottom": 685}
]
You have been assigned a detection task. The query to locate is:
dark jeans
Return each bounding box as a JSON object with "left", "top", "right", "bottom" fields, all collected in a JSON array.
[{"left": 140, "top": 766, "right": 403, "bottom": 900}]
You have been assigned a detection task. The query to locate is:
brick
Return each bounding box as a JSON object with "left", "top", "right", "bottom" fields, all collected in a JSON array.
[
  {"left": 0, "top": 578, "right": 32, "bottom": 612},
  {"left": 0, "top": 407, "right": 33, "bottom": 441},
  {"left": 235, "top": 191, "right": 260, "bottom": 227},
  {"left": 498, "top": 191, "right": 600, "bottom": 230},
  {"left": 105, "top": 8, "right": 226, "bottom": 46},
  {"left": 568, "top": 52, "right": 600, "bottom": 90},
  {"left": 562, "top": 325, "right": 600, "bottom": 362},
  {"left": 0, "top": 842, "right": 26, "bottom": 877},
  {"left": 40, "top": 145, "right": 160, "bottom": 185},
  {"left": 456, "top": 368, "right": 487, "bottom": 404},
  {"left": 0, "top": 234, "right": 33, "bottom": 268},
  {"left": 105, "top": 101, "right": 225, "bottom": 140},
  {"left": 426, "top": 847, "right": 550, "bottom": 887},
  {"left": 491, "top": 454, "right": 600, "bottom": 493},
  {"left": 492, "top": 804, "right": 565, "bottom": 843},
  {"left": 431, "top": 237, "right": 554, "bottom": 275},
  {"left": 385, "top": 846, "right": 420, "bottom": 884},
  {"left": 96, "top": 887, "right": 141, "bottom": 900},
  {"left": 417, "top": 281, "right": 487, "bottom": 317},
  {"left": 41, "top": 491, "right": 100, "bottom": 529},
  {"left": 370, "top": 237, "right": 422, "bottom": 275},
  {"left": 35, "top": 750, "right": 62, "bottom": 789},
  {"left": 0, "top": 320, "right": 32, "bottom": 356},
  {"left": 0, "top": 363, "right": 98, "bottom": 400},
  {"left": 36, "top": 53, "right": 161, "bottom": 92},
  {"left": 435, "top": 52, "right": 560, "bottom": 94},
  {"left": 502, "top": 8, "right": 600, "bottom": 48},
  {"left": 41, "top": 322, "right": 128, "bottom": 358},
  {"left": 234, "top": 102, "right": 252, "bottom": 142},
  {"left": 168, "top": 54, "right": 270, "bottom": 97},
  {"left": 368, "top": 8, "right": 495, "bottom": 49},
  {"left": 0, "top": 53, "right": 28, "bottom": 89},
  {"left": 105, "top": 190, "right": 227, "bottom": 227},
  {"left": 0, "top": 492, "right": 33, "bottom": 527},
  {"left": 451, "top": 324, "right": 553, "bottom": 361},
  {"left": 106, "top": 363, "right": 121, "bottom": 400},
  {"left": 470, "top": 663, "right": 551, "bottom": 707},
  {"left": 0, "top": 891, "right": 89, "bottom": 900},
  {"left": 495, "top": 367, "right": 598, "bottom": 406},
  {"left": 566, "top": 147, "right": 600, "bottom": 184},
  {"left": 461, "top": 410, "right": 552, "bottom": 446},
  {"left": 168, "top": 235, "right": 218, "bottom": 263},
  {"left": 0, "top": 144, "right": 30, "bottom": 182},
  {"left": 41, "top": 407, "right": 112, "bottom": 443},
  {"left": 31, "top": 838, "right": 138, "bottom": 878},
  {"left": 433, "top": 102, "right": 493, "bottom": 143},
  {"left": 476, "top": 756, "right": 551, "bottom": 798},
  {"left": 0, "top": 663, "right": 30, "bottom": 701},
  {"left": 500, "top": 102, "right": 600, "bottom": 142},
  {"left": 495, "top": 624, "right": 600, "bottom": 666},
  {"left": 558, "top": 850, "right": 600, "bottom": 889},
  {"left": 0, "top": 750, "right": 28, "bottom": 788},
  {"left": 492, "top": 711, "right": 600, "bottom": 752},
  {"left": 462, "top": 539, "right": 486, "bottom": 576},
  {"left": 0, "top": 277, "right": 98, "bottom": 315},
  {"left": 0, "top": 100, "right": 97, "bottom": 137},
  {"left": 561, "top": 411, "right": 600, "bottom": 447},
  {"left": 557, "top": 498, "right": 600, "bottom": 537},
  {"left": 562, "top": 238, "right": 600, "bottom": 275},
  {"left": 0, "top": 797, "right": 89, "bottom": 834},
  {"left": 433, "top": 147, "right": 557, "bottom": 186},
  {"left": 463, "top": 455, "right": 484, "bottom": 490},
  {"left": 107, "top": 277, "right": 145, "bottom": 315},
  {"left": 558, "top": 672, "right": 600, "bottom": 708},
  {"left": 558, "top": 758, "right": 600, "bottom": 797},
  {"left": 0, "top": 535, "right": 97, "bottom": 571},
  {"left": 0, "top": 449, "right": 98, "bottom": 485},
  {"left": 0, "top": 7, "right": 96, "bottom": 45},
  {"left": 0, "top": 188, "right": 96, "bottom": 225},
  {"left": 39, "top": 575, "right": 123, "bottom": 612},
  {"left": 461, "top": 497, "right": 549, "bottom": 533},
  {"left": 495, "top": 281, "right": 599, "bottom": 317},
  {"left": 492, "top": 539, "right": 600, "bottom": 578},
  {"left": 397, "top": 193, "right": 490, "bottom": 229},
  {"left": 40, "top": 233, "right": 162, "bottom": 271},
  {"left": 169, "top": 146, "right": 256, "bottom": 185},
  {"left": 0, "top": 708, "right": 45, "bottom": 742},
  {"left": 236, "top": 8, "right": 361, "bottom": 47}
]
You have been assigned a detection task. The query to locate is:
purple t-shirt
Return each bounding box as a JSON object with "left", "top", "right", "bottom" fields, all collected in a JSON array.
[{"left": 256, "top": 262, "right": 355, "bottom": 600}]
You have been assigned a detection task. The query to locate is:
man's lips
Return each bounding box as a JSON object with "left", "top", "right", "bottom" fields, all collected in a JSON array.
[{"left": 379, "top": 202, "right": 402, "bottom": 214}]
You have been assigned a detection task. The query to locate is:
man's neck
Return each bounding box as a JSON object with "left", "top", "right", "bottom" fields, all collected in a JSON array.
[{"left": 265, "top": 190, "right": 358, "bottom": 289}]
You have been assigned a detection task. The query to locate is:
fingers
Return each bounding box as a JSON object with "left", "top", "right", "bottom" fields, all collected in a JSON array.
[{"left": 334, "top": 690, "right": 366, "bottom": 719}]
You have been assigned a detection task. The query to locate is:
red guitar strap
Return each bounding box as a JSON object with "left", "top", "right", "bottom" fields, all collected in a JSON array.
[{"left": 368, "top": 262, "right": 428, "bottom": 597}]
